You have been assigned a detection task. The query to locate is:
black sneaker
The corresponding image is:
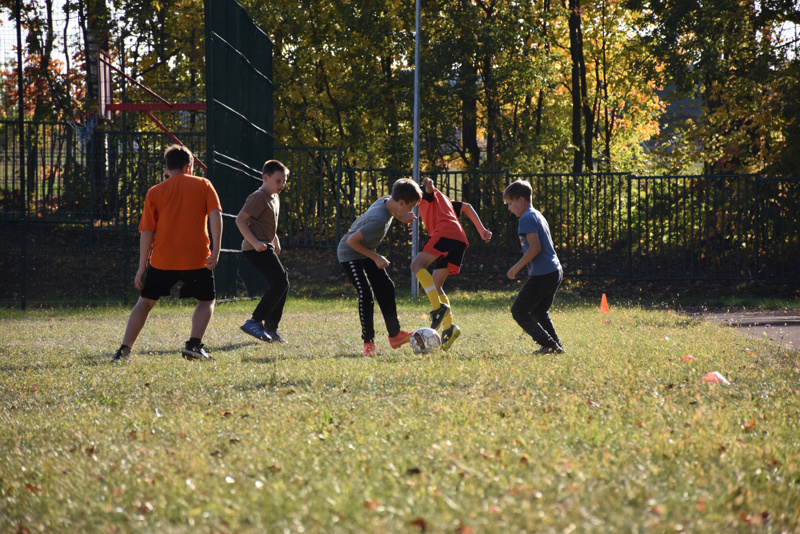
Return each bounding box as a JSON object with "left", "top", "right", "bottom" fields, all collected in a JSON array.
[
  {"left": 429, "top": 303, "right": 450, "bottom": 330},
  {"left": 112, "top": 346, "right": 130, "bottom": 362},
  {"left": 441, "top": 325, "right": 461, "bottom": 351},
  {"left": 181, "top": 342, "right": 214, "bottom": 361},
  {"left": 534, "top": 344, "right": 564, "bottom": 355},
  {"left": 265, "top": 330, "right": 286, "bottom": 344}
]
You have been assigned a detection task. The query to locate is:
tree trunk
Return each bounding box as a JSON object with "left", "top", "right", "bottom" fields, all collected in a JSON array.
[
  {"left": 460, "top": 61, "right": 480, "bottom": 168},
  {"left": 568, "top": 0, "right": 584, "bottom": 173}
]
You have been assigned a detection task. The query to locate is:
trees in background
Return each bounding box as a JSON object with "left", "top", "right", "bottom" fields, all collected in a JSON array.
[
  {"left": 1, "top": 0, "right": 798, "bottom": 175},
  {"left": 247, "top": 0, "right": 665, "bottom": 174},
  {"left": 630, "top": 0, "right": 800, "bottom": 175}
]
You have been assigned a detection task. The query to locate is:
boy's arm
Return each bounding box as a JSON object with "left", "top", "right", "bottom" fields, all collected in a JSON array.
[
  {"left": 346, "top": 230, "right": 389, "bottom": 269},
  {"left": 507, "top": 232, "right": 541, "bottom": 280},
  {"left": 272, "top": 234, "right": 281, "bottom": 255},
  {"left": 134, "top": 230, "right": 155, "bottom": 290},
  {"left": 235, "top": 210, "right": 269, "bottom": 252},
  {"left": 207, "top": 209, "right": 223, "bottom": 270},
  {"left": 460, "top": 202, "right": 492, "bottom": 242}
]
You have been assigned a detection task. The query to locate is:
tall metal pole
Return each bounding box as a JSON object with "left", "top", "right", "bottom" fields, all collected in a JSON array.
[
  {"left": 16, "top": 0, "right": 27, "bottom": 310},
  {"left": 411, "top": 0, "right": 421, "bottom": 298}
]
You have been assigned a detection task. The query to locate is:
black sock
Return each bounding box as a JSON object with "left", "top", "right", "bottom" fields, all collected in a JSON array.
[{"left": 188, "top": 337, "right": 202, "bottom": 347}]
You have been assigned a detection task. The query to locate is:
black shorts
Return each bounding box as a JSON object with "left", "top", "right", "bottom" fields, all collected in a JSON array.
[
  {"left": 422, "top": 236, "right": 467, "bottom": 274},
  {"left": 140, "top": 266, "right": 216, "bottom": 301}
]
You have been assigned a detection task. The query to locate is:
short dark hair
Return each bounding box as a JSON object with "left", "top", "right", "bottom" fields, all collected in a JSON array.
[
  {"left": 164, "top": 144, "right": 193, "bottom": 171},
  {"left": 503, "top": 179, "right": 533, "bottom": 202},
  {"left": 391, "top": 178, "right": 423, "bottom": 203},
  {"left": 263, "top": 160, "right": 289, "bottom": 177}
]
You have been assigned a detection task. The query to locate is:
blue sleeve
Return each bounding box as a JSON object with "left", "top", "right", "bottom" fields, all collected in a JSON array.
[{"left": 518, "top": 212, "right": 540, "bottom": 235}]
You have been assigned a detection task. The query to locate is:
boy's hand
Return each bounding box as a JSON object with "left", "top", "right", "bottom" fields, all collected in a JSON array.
[
  {"left": 134, "top": 267, "right": 146, "bottom": 290},
  {"left": 206, "top": 253, "right": 220, "bottom": 270},
  {"left": 506, "top": 266, "right": 520, "bottom": 280},
  {"left": 422, "top": 177, "right": 434, "bottom": 193},
  {"left": 254, "top": 242, "right": 269, "bottom": 252},
  {"left": 394, "top": 210, "right": 417, "bottom": 224},
  {"left": 480, "top": 229, "right": 493, "bottom": 242},
  {"left": 373, "top": 254, "right": 390, "bottom": 269}
]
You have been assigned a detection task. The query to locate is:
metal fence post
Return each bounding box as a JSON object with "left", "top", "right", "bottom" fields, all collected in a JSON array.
[
  {"left": 627, "top": 173, "right": 633, "bottom": 281},
  {"left": 754, "top": 177, "right": 760, "bottom": 283}
]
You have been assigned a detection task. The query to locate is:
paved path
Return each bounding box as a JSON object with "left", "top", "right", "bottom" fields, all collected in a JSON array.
[{"left": 686, "top": 309, "right": 800, "bottom": 353}]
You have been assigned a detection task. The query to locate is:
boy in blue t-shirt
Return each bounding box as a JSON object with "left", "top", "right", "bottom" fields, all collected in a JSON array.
[{"left": 503, "top": 179, "right": 564, "bottom": 354}]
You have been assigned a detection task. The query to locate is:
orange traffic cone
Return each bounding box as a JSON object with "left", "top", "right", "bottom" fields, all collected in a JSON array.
[{"left": 600, "top": 293, "right": 609, "bottom": 313}]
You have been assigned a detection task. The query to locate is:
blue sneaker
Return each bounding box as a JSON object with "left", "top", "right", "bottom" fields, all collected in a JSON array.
[
  {"left": 265, "top": 330, "right": 287, "bottom": 344},
  {"left": 240, "top": 319, "right": 272, "bottom": 342}
]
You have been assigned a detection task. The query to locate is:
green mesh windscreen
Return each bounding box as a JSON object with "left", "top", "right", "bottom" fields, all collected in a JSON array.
[{"left": 204, "top": 0, "right": 274, "bottom": 298}]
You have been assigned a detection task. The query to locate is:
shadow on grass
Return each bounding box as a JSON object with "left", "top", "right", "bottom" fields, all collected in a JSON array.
[
  {"left": 71, "top": 342, "right": 256, "bottom": 366},
  {"left": 241, "top": 351, "right": 363, "bottom": 364}
]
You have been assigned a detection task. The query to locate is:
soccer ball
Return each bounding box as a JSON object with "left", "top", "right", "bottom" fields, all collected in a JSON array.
[{"left": 410, "top": 327, "right": 442, "bottom": 355}]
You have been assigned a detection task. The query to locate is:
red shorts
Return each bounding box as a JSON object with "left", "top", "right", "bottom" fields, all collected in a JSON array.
[{"left": 422, "top": 236, "right": 468, "bottom": 275}]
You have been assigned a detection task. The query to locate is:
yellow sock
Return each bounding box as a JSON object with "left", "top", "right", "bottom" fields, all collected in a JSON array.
[
  {"left": 416, "top": 269, "right": 441, "bottom": 310},
  {"left": 440, "top": 294, "right": 453, "bottom": 328}
]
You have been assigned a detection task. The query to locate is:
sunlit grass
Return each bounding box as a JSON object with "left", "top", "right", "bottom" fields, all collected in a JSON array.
[{"left": 1, "top": 292, "right": 799, "bottom": 532}]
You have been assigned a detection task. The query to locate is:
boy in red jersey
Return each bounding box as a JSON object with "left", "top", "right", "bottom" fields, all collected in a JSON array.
[
  {"left": 112, "top": 145, "right": 223, "bottom": 362},
  {"left": 411, "top": 177, "right": 492, "bottom": 350}
]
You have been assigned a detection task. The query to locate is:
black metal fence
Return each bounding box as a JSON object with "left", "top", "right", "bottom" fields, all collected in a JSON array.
[{"left": 1, "top": 121, "right": 799, "bottom": 307}]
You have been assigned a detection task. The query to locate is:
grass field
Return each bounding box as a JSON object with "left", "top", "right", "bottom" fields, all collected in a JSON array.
[{"left": 1, "top": 290, "right": 799, "bottom": 533}]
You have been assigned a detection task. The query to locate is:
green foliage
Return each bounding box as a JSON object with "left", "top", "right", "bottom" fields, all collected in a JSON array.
[
  {"left": 628, "top": 0, "right": 800, "bottom": 174},
  {"left": 2, "top": 296, "right": 799, "bottom": 531},
  {"left": 240, "top": 0, "right": 666, "bottom": 173}
]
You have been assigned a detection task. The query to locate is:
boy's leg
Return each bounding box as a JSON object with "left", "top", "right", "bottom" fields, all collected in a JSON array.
[
  {"left": 121, "top": 265, "right": 177, "bottom": 348},
  {"left": 121, "top": 297, "right": 158, "bottom": 347},
  {"left": 342, "top": 260, "right": 376, "bottom": 343},
  {"left": 432, "top": 268, "right": 452, "bottom": 328},
  {"left": 364, "top": 259, "right": 403, "bottom": 337},
  {"left": 511, "top": 273, "right": 560, "bottom": 349},
  {"left": 190, "top": 299, "right": 216, "bottom": 340},
  {"left": 531, "top": 269, "right": 563, "bottom": 346},
  {"left": 243, "top": 248, "right": 290, "bottom": 330},
  {"left": 411, "top": 252, "right": 442, "bottom": 311}
]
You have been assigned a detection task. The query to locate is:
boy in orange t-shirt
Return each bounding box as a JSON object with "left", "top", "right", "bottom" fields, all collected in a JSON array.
[{"left": 113, "top": 145, "right": 223, "bottom": 362}]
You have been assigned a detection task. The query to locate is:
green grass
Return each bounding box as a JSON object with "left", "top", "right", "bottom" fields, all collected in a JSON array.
[{"left": 1, "top": 291, "right": 799, "bottom": 533}]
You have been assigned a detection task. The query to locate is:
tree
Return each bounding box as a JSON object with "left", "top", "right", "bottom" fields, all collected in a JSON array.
[{"left": 628, "top": 0, "right": 800, "bottom": 174}]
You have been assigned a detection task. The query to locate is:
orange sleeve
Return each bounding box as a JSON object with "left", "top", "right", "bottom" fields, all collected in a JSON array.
[{"left": 139, "top": 189, "right": 158, "bottom": 233}]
